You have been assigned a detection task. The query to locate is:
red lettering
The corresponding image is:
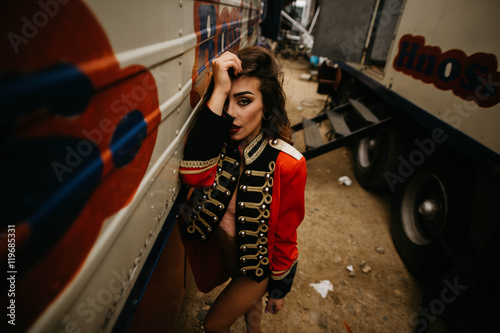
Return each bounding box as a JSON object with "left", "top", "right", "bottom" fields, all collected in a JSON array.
[{"left": 393, "top": 34, "right": 500, "bottom": 107}]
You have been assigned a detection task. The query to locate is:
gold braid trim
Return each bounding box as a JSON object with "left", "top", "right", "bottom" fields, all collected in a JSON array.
[
  {"left": 244, "top": 161, "right": 275, "bottom": 178},
  {"left": 243, "top": 132, "right": 267, "bottom": 165},
  {"left": 238, "top": 160, "right": 275, "bottom": 277},
  {"left": 271, "top": 256, "right": 300, "bottom": 281},
  {"left": 203, "top": 187, "right": 224, "bottom": 211},
  {"left": 239, "top": 223, "right": 269, "bottom": 237},
  {"left": 239, "top": 209, "right": 270, "bottom": 224},
  {"left": 220, "top": 170, "right": 234, "bottom": 179},
  {"left": 221, "top": 155, "right": 237, "bottom": 164},
  {"left": 240, "top": 254, "right": 270, "bottom": 277},
  {"left": 180, "top": 156, "right": 219, "bottom": 169},
  {"left": 187, "top": 223, "right": 206, "bottom": 238},
  {"left": 185, "top": 147, "right": 241, "bottom": 240},
  {"left": 240, "top": 194, "right": 272, "bottom": 210},
  {"left": 179, "top": 163, "right": 218, "bottom": 175}
]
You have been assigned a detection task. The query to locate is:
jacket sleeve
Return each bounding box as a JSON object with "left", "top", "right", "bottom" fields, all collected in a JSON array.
[
  {"left": 179, "top": 104, "right": 234, "bottom": 188},
  {"left": 267, "top": 154, "right": 307, "bottom": 299}
]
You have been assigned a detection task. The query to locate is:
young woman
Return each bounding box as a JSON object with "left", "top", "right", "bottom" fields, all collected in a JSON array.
[{"left": 179, "top": 46, "right": 307, "bottom": 333}]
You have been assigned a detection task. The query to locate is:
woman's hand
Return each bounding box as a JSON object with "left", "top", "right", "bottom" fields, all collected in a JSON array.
[
  {"left": 208, "top": 51, "right": 242, "bottom": 115},
  {"left": 265, "top": 297, "right": 285, "bottom": 315}
]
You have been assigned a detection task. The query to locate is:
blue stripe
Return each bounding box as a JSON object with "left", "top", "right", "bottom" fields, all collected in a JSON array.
[
  {"left": 2, "top": 136, "right": 103, "bottom": 273},
  {"left": 30, "top": 155, "right": 103, "bottom": 230},
  {"left": 109, "top": 110, "right": 148, "bottom": 168},
  {"left": 0, "top": 63, "right": 94, "bottom": 122}
]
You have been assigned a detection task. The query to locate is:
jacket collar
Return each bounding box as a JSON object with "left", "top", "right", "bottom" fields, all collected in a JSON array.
[{"left": 242, "top": 132, "right": 268, "bottom": 165}]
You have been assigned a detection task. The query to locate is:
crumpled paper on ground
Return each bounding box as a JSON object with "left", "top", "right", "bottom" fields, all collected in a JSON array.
[
  {"left": 338, "top": 176, "right": 352, "bottom": 186},
  {"left": 310, "top": 280, "right": 333, "bottom": 298}
]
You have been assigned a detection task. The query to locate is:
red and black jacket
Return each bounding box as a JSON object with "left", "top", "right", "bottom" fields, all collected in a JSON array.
[{"left": 179, "top": 105, "right": 307, "bottom": 299}]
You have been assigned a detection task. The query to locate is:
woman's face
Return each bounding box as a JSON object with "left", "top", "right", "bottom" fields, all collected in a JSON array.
[{"left": 225, "top": 75, "right": 264, "bottom": 147}]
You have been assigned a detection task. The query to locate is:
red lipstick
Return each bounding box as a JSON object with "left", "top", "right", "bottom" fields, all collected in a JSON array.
[{"left": 230, "top": 125, "right": 241, "bottom": 133}]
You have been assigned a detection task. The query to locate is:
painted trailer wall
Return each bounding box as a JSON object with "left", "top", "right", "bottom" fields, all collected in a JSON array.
[
  {"left": 383, "top": 0, "right": 500, "bottom": 157},
  {"left": 0, "top": 0, "right": 260, "bottom": 332}
]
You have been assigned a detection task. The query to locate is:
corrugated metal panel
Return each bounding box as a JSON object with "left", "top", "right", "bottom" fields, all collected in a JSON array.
[{"left": 0, "top": 0, "right": 261, "bottom": 332}]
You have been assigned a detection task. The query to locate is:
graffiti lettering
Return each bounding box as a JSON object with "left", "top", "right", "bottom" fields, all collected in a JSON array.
[
  {"left": 393, "top": 34, "right": 500, "bottom": 107},
  {"left": 196, "top": 4, "right": 242, "bottom": 74},
  {"left": 191, "top": 1, "right": 259, "bottom": 107},
  {"left": 197, "top": 4, "right": 217, "bottom": 69}
]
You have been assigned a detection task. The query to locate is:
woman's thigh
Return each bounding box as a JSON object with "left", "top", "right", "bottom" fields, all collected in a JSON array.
[
  {"left": 204, "top": 275, "right": 269, "bottom": 331},
  {"left": 215, "top": 227, "right": 238, "bottom": 276}
]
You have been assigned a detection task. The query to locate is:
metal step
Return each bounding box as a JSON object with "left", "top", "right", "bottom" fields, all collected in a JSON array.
[
  {"left": 326, "top": 109, "right": 351, "bottom": 137},
  {"left": 292, "top": 97, "right": 396, "bottom": 160},
  {"left": 302, "top": 118, "right": 323, "bottom": 150},
  {"left": 349, "top": 99, "right": 379, "bottom": 124}
]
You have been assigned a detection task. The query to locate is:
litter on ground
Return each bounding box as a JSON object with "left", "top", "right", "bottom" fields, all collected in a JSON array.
[{"left": 310, "top": 280, "right": 334, "bottom": 298}]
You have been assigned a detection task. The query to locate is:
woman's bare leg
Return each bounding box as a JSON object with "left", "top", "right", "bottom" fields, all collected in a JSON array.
[
  {"left": 244, "top": 296, "right": 264, "bottom": 333},
  {"left": 204, "top": 275, "right": 269, "bottom": 333}
]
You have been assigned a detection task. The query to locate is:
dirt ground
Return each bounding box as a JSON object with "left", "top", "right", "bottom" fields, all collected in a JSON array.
[{"left": 174, "top": 57, "right": 423, "bottom": 332}]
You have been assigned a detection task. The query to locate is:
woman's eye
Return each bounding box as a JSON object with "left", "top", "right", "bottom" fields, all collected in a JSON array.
[{"left": 238, "top": 99, "right": 251, "bottom": 106}]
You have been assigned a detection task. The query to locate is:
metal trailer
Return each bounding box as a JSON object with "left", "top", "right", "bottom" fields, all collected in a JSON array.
[
  {"left": 296, "top": 0, "right": 500, "bottom": 331},
  {"left": 0, "top": 0, "right": 261, "bottom": 331}
]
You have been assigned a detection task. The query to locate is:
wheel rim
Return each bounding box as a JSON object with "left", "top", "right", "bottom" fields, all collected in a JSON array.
[
  {"left": 357, "top": 136, "right": 378, "bottom": 169},
  {"left": 400, "top": 172, "right": 448, "bottom": 245}
]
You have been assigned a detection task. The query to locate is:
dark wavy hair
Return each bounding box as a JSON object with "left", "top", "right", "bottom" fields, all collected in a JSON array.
[{"left": 202, "top": 46, "right": 293, "bottom": 144}]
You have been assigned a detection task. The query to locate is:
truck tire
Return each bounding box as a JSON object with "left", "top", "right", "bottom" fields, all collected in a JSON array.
[
  {"left": 353, "top": 103, "right": 402, "bottom": 190},
  {"left": 390, "top": 163, "right": 470, "bottom": 279}
]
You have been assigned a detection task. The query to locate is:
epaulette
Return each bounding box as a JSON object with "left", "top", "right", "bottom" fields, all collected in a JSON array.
[{"left": 269, "top": 139, "right": 303, "bottom": 161}]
